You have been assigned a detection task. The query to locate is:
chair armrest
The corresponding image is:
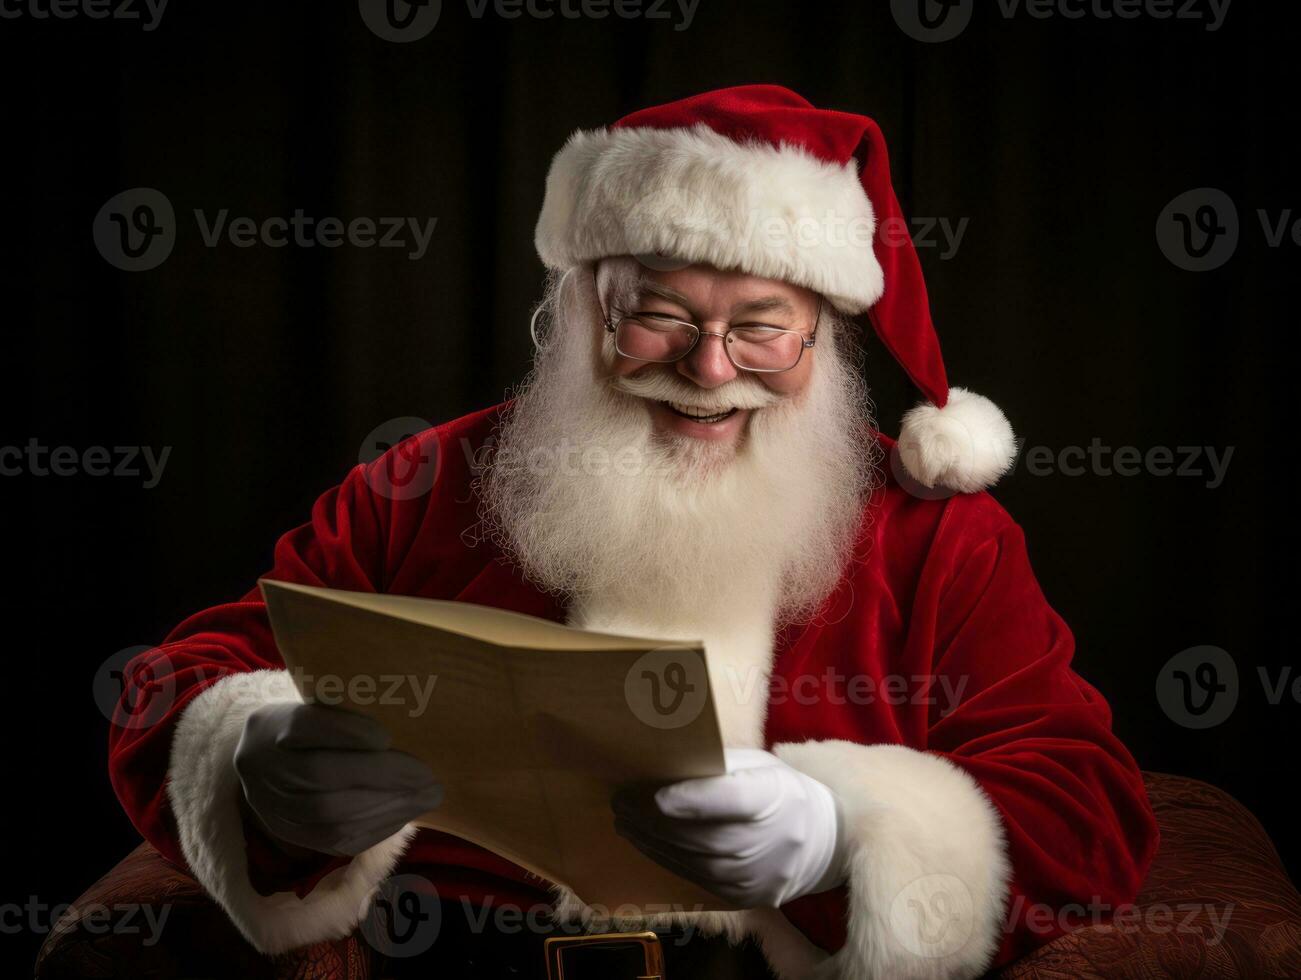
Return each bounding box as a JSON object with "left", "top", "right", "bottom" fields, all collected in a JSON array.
[
  {"left": 34, "top": 842, "right": 373, "bottom": 979},
  {"left": 995, "top": 771, "right": 1301, "bottom": 978}
]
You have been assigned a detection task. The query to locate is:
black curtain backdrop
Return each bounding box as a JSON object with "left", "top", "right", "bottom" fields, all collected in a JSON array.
[{"left": 4, "top": 0, "right": 1296, "bottom": 971}]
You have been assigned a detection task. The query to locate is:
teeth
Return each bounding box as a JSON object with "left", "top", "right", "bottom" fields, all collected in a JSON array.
[
  {"left": 669, "top": 401, "right": 728, "bottom": 417},
  {"left": 666, "top": 400, "right": 735, "bottom": 421}
]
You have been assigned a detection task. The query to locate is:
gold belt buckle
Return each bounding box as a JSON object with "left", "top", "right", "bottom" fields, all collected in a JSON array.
[{"left": 544, "top": 930, "right": 666, "bottom": 980}]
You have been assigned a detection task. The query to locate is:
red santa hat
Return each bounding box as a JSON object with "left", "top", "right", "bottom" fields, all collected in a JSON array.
[{"left": 534, "top": 84, "right": 1017, "bottom": 494}]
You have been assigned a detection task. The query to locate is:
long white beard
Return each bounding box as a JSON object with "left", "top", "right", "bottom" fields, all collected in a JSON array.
[{"left": 479, "top": 266, "right": 879, "bottom": 748}]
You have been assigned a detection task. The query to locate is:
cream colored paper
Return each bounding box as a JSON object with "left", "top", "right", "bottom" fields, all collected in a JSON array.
[{"left": 259, "top": 579, "right": 730, "bottom": 912}]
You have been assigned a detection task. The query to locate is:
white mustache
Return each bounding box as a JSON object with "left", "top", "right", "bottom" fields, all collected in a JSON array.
[{"left": 609, "top": 368, "right": 785, "bottom": 413}]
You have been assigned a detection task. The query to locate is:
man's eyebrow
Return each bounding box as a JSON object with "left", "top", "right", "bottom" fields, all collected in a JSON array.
[
  {"left": 634, "top": 278, "right": 692, "bottom": 307},
  {"left": 730, "top": 296, "right": 796, "bottom": 317}
]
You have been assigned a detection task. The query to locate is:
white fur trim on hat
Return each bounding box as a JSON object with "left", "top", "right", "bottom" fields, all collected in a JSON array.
[
  {"left": 166, "top": 669, "right": 417, "bottom": 954},
  {"left": 774, "top": 740, "right": 1011, "bottom": 980},
  {"left": 535, "top": 124, "right": 884, "bottom": 313},
  {"left": 897, "top": 387, "right": 1017, "bottom": 494}
]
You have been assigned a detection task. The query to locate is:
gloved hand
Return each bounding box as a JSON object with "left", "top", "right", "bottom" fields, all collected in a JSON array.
[
  {"left": 612, "top": 748, "right": 846, "bottom": 908},
  {"left": 234, "top": 701, "right": 442, "bottom": 857}
]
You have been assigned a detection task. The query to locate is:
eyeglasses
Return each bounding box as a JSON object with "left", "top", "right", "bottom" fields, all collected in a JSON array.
[{"left": 597, "top": 274, "right": 823, "bottom": 375}]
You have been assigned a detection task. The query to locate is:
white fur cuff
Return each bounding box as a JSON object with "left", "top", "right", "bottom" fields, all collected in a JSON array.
[
  {"left": 166, "top": 669, "right": 416, "bottom": 954},
  {"left": 775, "top": 741, "right": 1010, "bottom": 980}
]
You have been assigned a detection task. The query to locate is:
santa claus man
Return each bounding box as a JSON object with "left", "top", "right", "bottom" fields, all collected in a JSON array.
[{"left": 109, "top": 85, "right": 1158, "bottom": 978}]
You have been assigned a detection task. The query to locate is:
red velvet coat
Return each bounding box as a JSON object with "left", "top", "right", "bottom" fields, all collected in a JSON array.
[{"left": 108, "top": 403, "right": 1158, "bottom": 977}]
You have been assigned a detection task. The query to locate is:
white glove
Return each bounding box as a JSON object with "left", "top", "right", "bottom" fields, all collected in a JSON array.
[
  {"left": 234, "top": 702, "right": 443, "bottom": 857},
  {"left": 613, "top": 748, "right": 846, "bottom": 907}
]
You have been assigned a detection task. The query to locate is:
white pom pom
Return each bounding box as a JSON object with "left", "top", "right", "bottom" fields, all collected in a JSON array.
[{"left": 897, "top": 387, "right": 1017, "bottom": 494}]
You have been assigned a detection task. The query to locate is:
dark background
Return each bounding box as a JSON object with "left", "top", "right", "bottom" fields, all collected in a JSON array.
[{"left": 4, "top": 0, "right": 1296, "bottom": 972}]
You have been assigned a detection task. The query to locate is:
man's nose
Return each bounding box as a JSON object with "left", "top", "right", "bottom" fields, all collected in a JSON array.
[{"left": 677, "top": 327, "right": 738, "bottom": 389}]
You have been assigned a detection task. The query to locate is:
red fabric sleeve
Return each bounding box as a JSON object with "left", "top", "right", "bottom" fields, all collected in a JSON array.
[
  {"left": 107, "top": 460, "right": 391, "bottom": 885},
  {"left": 107, "top": 407, "right": 508, "bottom": 896},
  {"left": 926, "top": 514, "right": 1159, "bottom": 964},
  {"left": 779, "top": 492, "right": 1158, "bottom": 968}
]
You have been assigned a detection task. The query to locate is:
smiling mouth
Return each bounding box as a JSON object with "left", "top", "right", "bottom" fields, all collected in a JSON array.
[{"left": 661, "top": 400, "right": 740, "bottom": 424}]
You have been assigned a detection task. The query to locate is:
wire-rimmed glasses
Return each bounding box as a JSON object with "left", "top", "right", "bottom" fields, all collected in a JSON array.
[{"left": 601, "top": 292, "right": 822, "bottom": 374}]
